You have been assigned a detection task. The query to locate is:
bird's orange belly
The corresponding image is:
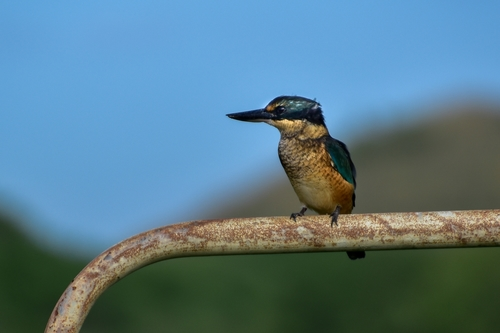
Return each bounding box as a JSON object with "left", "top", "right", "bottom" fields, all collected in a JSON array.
[{"left": 291, "top": 176, "right": 354, "bottom": 215}]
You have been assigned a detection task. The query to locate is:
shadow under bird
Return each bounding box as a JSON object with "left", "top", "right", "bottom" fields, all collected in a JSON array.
[{"left": 227, "top": 96, "right": 365, "bottom": 260}]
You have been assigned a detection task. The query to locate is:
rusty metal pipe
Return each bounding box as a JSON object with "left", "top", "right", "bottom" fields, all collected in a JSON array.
[{"left": 45, "top": 210, "right": 500, "bottom": 333}]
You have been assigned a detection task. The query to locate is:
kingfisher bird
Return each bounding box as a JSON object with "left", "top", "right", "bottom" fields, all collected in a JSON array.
[{"left": 227, "top": 96, "right": 365, "bottom": 260}]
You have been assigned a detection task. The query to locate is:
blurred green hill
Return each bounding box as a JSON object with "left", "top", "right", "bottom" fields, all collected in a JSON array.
[{"left": 2, "top": 102, "right": 500, "bottom": 332}]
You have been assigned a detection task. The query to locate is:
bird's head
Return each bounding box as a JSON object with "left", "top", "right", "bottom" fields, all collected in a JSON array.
[{"left": 227, "top": 96, "right": 327, "bottom": 135}]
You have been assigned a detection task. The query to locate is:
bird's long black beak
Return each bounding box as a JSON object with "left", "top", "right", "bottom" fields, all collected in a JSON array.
[{"left": 226, "top": 109, "right": 272, "bottom": 122}]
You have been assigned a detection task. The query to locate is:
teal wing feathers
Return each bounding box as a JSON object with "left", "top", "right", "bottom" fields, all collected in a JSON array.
[{"left": 324, "top": 136, "right": 357, "bottom": 188}]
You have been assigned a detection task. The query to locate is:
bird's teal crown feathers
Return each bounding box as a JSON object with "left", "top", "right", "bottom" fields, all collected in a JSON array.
[{"left": 264, "top": 96, "right": 326, "bottom": 126}]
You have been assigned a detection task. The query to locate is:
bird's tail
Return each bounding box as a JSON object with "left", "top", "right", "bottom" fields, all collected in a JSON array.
[{"left": 346, "top": 251, "right": 365, "bottom": 260}]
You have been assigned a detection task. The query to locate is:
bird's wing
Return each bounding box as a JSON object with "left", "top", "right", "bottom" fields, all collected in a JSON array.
[{"left": 324, "top": 136, "right": 357, "bottom": 188}]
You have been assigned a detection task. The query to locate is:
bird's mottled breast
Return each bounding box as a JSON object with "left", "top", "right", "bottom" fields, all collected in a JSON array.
[
  {"left": 278, "top": 135, "right": 354, "bottom": 214},
  {"left": 278, "top": 136, "right": 325, "bottom": 178}
]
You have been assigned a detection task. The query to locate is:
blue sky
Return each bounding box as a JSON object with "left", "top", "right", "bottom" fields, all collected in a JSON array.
[{"left": 1, "top": 1, "right": 499, "bottom": 254}]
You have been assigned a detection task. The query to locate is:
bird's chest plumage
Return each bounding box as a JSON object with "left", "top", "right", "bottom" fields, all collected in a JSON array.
[{"left": 278, "top": 136, "right": 354, "bottom": 215}]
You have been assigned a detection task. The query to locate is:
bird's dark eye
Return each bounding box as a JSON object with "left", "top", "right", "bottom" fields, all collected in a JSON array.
[{"left": 275, "top": 106, "right": 286, "bottom": 115}]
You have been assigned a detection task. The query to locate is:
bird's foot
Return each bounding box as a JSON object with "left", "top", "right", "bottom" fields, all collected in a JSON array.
[
  {"left": 290, "top": 207, "right": 307, "bottom": 221},
  {"left": 329, "top": 206, "right": 341, "bottom": 227}
]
